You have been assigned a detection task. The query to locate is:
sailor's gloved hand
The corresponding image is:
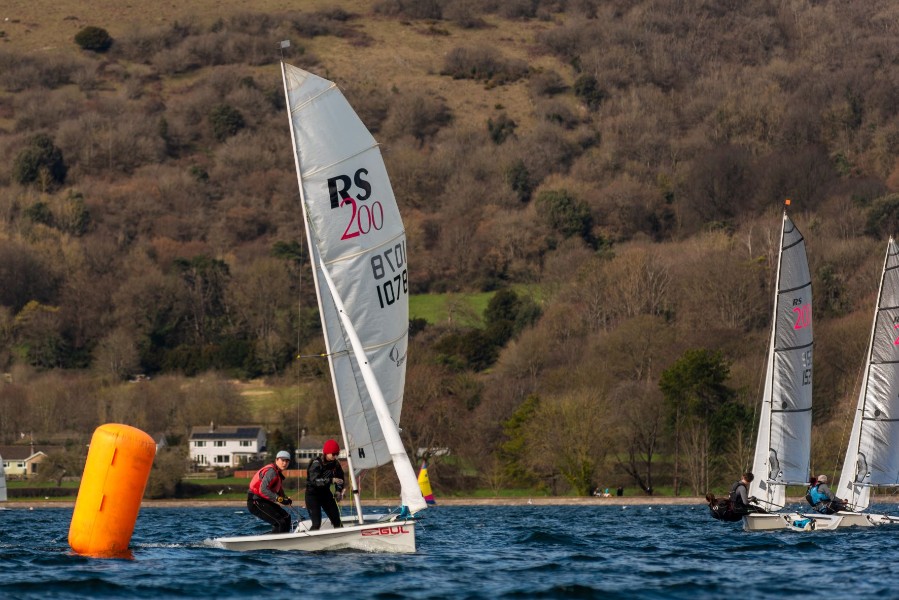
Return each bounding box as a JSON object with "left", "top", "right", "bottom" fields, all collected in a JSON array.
[
  {"left": 749, "top": 496, "right": 757, "bottom": 503},
  {"left": 277, "top": 496, "right": 292, "bottom": 506},
  {"left": 332, "top": 478, "right": 344, "bottom": 486}
]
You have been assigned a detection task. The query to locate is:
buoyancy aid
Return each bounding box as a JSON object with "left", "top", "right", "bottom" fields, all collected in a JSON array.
[
  {"left": 807, "top": 484, "right": 826, "bottom": 505},
  {"left": 249, "top": 463, "right": 284, "bottom": 498},
  {"left": 728, "top": 481, "right": 747, "bottom": 508}
]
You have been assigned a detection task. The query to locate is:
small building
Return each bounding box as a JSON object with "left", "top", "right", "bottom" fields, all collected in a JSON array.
[
  {"left": 188, "top": 424, "right": 266, "bottom": 470},
  {"left": 0, "top": 445, "right": 60, "bottom": 479},
  {"left": 296, "top": 434, "right": 345, "bottom": 463}
]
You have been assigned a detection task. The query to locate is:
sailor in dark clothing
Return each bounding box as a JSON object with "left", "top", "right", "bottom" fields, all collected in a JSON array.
[
  {"left": 305, "top": 439, "right": 346, "bottom": 530},
  {"left": 707, "top": 472, "right": 764, "bottom": 521},
  {"left": 247, "top": 450, "right": 294, "bottom": 533}
]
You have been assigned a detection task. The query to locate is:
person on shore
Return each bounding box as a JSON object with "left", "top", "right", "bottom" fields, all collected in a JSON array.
[
  {"left": 247, "top": 450, "right": 293, "bottom": 533},
  {"left": 305, "top": 439, "right": 346, "bottom": 530},
  {"left": 806, "top": 474, "right": 848, "bottom": 514}
]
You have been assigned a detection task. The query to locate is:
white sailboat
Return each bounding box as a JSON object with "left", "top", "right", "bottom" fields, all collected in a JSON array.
[
  {"left": 215, "top": 54, "right": 427, "bottom": 552},
  {"left": 742, "top": 205, "right": 840, "bottom": 531},
  {"left": 834, "top": 237, "right": 899, "bottom": 527}
]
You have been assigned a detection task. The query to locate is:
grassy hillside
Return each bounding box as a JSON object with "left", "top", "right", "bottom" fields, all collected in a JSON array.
[{"left": 2, "top": 0, "right": 899, "bottom": 496}]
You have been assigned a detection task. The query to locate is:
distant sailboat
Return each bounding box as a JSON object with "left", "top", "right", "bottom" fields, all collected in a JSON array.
[
  {"left": 737, "top": 203, "right": 842, "bottom": 531},
  {"left": 741, "top": 204, "right": 817, "bottom": 530},
  {"left": 834, "top": 238, "right": 899, "bottom": 527},
  {"left": 0, "top": 452, "right": 7, "bottom": 503},
  {"left": 418, "top": 461, "right": 436, "bottom": 505}
]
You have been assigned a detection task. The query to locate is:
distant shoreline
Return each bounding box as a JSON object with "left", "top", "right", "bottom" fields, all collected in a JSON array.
[{"left": 3, "top": 495, "right": 849, "bottom": 509}]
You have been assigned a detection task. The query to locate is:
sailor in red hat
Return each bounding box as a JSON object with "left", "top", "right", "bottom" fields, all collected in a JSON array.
[{"left": 304, "top": 439, "right": 346, "bottom": 530}]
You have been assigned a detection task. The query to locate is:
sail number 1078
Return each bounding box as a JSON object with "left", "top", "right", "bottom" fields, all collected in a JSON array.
[{"left": 371, "top": 241, "right": 408, "bottom": 309}]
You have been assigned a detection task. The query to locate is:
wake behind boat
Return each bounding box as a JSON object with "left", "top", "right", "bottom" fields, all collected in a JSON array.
[{"left": 214, "top": 51, "right": 427, "bottom": 552}]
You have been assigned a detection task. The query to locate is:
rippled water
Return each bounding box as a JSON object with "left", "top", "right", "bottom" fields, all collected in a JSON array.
[{"left": 2, "top": 502, "right": 899, "bottom": 598}]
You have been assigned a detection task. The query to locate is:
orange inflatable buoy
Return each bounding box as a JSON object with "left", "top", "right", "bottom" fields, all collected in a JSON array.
[{"left": 68, "top": 424, "right": 156, "bottom": 558}]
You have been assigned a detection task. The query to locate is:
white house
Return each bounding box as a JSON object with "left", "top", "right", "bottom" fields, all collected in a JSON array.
[
  {"left": 0, "top": 445, "right": 58, "bottom": 479},
  {"left": 189, "top": 424, "right": 266, "bottom": 469}
]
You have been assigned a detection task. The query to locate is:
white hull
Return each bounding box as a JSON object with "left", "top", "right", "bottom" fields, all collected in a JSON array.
[
  {"left": 743, "top": 512, "right": 843, "bottom": 531},
  {"left": 213, "top": 518, "right": 417, "bottom": 553},
  {"left": 835, "top": 511, "right": 899, "bottom": 527}
]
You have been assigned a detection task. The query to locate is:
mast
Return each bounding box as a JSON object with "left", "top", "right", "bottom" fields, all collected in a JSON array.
[{"left": 279, "top": 58, "right": 365, "bottom": 522}]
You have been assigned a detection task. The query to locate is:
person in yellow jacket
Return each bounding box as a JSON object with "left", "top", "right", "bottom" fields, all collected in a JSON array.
[{"left": 247, "top": 450, "right": 293, "bottom": 533}]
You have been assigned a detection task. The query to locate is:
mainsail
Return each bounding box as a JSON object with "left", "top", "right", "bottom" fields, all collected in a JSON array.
[
  {"left": 837, "top": 238, "right": 899, "bottom": 511},
  {"left": 748, "top": 209, "right": 813, "bottom": 508},
  {"left": 281, "top": 62, "right": 426, "bottom": 516}
]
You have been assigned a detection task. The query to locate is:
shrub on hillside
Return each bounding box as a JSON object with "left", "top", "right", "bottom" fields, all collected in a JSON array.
[
  {"left": 573, "top": 74, "right": 607, "bottom": 110},
  {"left": 381, "top": 92, "right": 451, "bottom": 143},
  {"left": 208, "top": 104, "right": 245, "bottom": 141},
  {"left": 535, "top": 189, "right": 595, "bottom": 248},
  {"left": 529, "top": 70, "right": 568, "bottom": 97},
  {"left": 74, "top": 26, "right": 113, "bottom": 52},
  {"left": 373, "top": 0, "right": 442, "bottom": 19},
  {"left": 505, "top": 159, "right": 535, "bottom": 202},
  {"left": 12, "top": 134, "right": 67, "bottom": 189},
  {"left": 487, "top": 113, "right": 517, "bottom": 144},
  {"left": 441, "top": 45, "right": 529, "bottom": 85}
]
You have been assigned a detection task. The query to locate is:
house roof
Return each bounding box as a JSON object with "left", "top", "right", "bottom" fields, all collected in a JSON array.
[
  {"left": 0, "top": 445, "right": 62, "bottom": 460},
  {"left": 189, "top": 425, "right": 264, "bottom": 440},
  {"left": 298, "top": 435, "right": 342, "bottom": 451}
]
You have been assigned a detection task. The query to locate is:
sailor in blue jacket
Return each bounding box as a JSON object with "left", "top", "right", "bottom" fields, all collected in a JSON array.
[{"left": 806, "top": 474, "right": 848, "bottom": 514}]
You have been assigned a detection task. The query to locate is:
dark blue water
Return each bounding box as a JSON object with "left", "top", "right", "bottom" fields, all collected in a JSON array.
[{"left": 2, "top": 503, "right": 898, "bottom": 598}]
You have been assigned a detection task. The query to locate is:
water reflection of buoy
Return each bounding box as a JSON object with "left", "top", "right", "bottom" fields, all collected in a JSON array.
[{"left": 68, "top": 424, "right": 155, "bottom": 558}]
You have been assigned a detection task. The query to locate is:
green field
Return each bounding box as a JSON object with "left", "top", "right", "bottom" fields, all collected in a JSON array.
[
  {"left": 409, "top": 292, "right": 493, "bottom": 326},
  {"left": 409, "top": 286, "right": 543, "bottom": 326}
]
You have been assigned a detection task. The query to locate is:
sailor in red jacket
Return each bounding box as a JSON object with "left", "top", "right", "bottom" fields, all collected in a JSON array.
[{"left": 247, "top": 450, "right": 293, "bottom": 533}]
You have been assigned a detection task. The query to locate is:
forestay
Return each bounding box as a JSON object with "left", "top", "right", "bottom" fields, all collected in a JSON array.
[
  {"left": 837, "top": 238, "right": 899, "bottom": 511},
  {"left": 749, "top": 211, "right": 813, "bottom": 508},
  {"left": 282, "top": 63, "right": 426, "bottom": 515}
]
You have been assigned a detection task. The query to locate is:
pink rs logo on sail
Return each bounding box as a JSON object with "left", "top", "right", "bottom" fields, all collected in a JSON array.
[
  {"left": 361, "top": 525, "right": 411, "bottom": 536},
  {"left": 894, "top": 323, "right": 899, "bottom": 346},
  {"left": 792, "top": 303, "right": 811, "bottom": 330}
]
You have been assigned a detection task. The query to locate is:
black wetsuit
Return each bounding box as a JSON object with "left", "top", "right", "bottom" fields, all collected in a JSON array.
[{"left": 304, "top": 455, "right": 345, "bottom": 530}]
